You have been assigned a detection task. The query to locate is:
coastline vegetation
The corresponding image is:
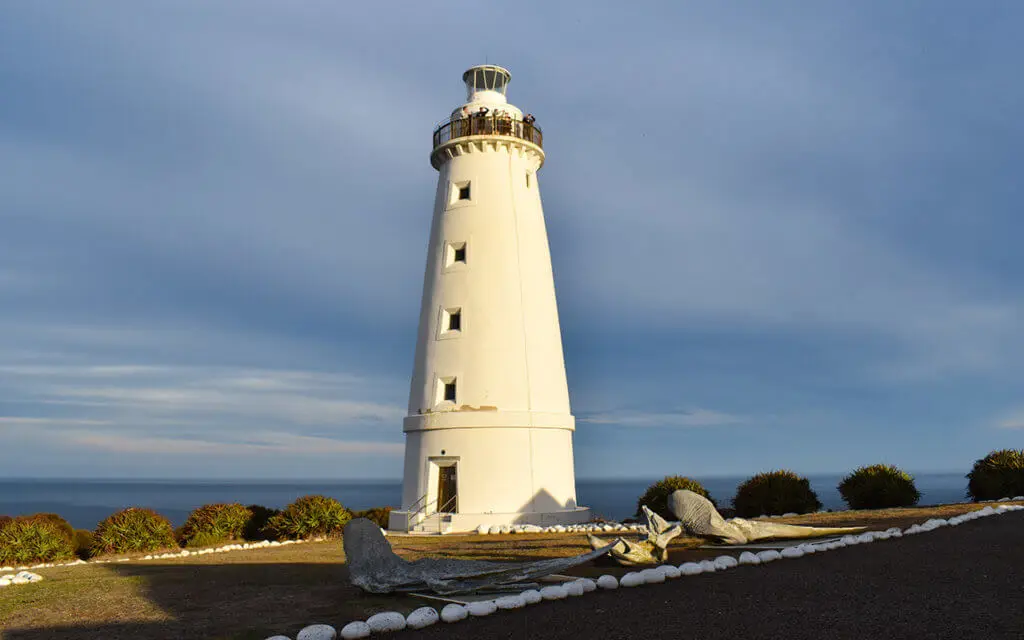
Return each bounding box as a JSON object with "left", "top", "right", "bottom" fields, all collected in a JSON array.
[
  {"left": 3, "top": 451, "right": 1023, "bottom": 566},
  {"left": 966, "top": 448, "right": 1024, "bottom": 501},
  {"left": 732, "top": 470, "right": 822, "bottom": 517},
  {"left": 838, "top": 464, "right": 921, "bottom": 509}
]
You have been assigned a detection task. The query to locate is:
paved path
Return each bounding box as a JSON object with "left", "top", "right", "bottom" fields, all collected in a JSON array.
[{"left": 415, "top": 512, "right": 1024, "bottom": 640}]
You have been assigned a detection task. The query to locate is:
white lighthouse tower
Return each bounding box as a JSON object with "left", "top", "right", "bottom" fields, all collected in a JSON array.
[{"left": 390, "top": 65, "right": 590, "bottom": 533}]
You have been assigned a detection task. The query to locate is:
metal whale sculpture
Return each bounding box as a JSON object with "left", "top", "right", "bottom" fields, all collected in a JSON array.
[
  {"left": 668, "top": 489, "right": 866, "bottom": 545},
  {"left": 586, "top": 505, "right": 681, "bottom": 566},
  {"left": 343, "top": 518, "right": 616, "bottom": 595}
]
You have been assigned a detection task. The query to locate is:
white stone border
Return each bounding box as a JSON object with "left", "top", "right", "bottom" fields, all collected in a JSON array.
[
  {"left": 263, "top": 504, "right": 1023, "bottom": 640},
  {"left": 0, "top": 537, "right": 327, "bottom": 574},
  {"left": 474, "top": 522, "right": 646, "bottom": 535},
  {"left": 0, "top": 570, "right": 44, "bottom": 587}
]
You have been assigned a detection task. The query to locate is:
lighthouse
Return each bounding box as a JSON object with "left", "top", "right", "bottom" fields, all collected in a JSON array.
[{"left": 390, "top": 65, "right": 590, "bottom": 532}]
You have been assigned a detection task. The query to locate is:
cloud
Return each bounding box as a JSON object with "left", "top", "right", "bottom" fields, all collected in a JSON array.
[
  {"left": 579, "top": 409, "right": 744, "bottom": 428},
  {"left": 65, "top": 431, "right": 403, "bottom": 456},
  {"left": 993, "top": 411, "right": 1024, "bottom": 430},
  {"left": 1, "top": 1, "right": 1023, "bottom": 478}
]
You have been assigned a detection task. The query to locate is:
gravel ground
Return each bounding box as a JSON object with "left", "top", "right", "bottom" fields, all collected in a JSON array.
[{"left": 414, "top": 511, "right": 1024, "bottom": 640}]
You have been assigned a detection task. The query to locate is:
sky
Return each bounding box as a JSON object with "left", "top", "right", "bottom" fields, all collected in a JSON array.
[{"left": 1, "top": 1, "right": 1022, "bottom": 480}]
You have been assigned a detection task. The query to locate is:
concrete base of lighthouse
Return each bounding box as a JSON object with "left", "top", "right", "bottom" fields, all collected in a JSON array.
[
  {"left": 388, "top": 507, "right": 592, "bottom": 535},
  {"left": 388, "top": 419, "right": 591, "bottom": 534}
]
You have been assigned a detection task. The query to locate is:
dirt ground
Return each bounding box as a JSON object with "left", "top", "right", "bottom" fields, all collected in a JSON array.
[{"left": 1, "top": 500, "right": 1019, "bottom": 640}]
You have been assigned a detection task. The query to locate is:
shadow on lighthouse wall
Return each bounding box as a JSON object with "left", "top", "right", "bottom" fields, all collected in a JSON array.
[{"left": 505, "top": 488, "right": 582, "bottom": 525}]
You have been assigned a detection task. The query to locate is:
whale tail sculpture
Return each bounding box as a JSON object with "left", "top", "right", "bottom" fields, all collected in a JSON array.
[
  {"left": 586, "top": 505, "right": 681, "bottom": 566},
  {"left": 343, "top": 518, "right": 616, "bottom": 595},
  {"left": 668, "top": 489, "right": 866, "bottom": 545}
]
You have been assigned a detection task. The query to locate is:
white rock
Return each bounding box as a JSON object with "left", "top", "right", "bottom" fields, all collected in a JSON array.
[
  {"left": 679, "top": 562, "right": 703, "bottom": 575},
  {"left": 540, "top": 585, "right": 568, "bottom": 600},
  {"left": 487, "top": 525, "right": 502, "bottom": 535},
  {"left": 496, "top": 595, "right": 526, "bottom": 610},
  {"left": 520, "top": 524, "right": 543, "bottom": 533},
  {"left": 406, "top": 607, "right": 440, "bottom": 629},
  {"left": 440, "top": 604, "right": 468, "bottom": 623},
  {"left": 780, "top": 547, "right": 804, "bottom": 559},
  {"left": 366, "top": 612, "right": 406, "bottom": 633},
  {"left": 738, "top": 551, "right": 761, "bottom": 565},
  {"left": 756, "top": 550, "right": 781, "bottom": 563},
  {"left": 596, "top": 574, "right": 619, "bottom": 589},
  {"left": 699, "top": 559, "right": 717, "bottom": 572},
  {"left": 340, "top": 621, "right": 371, "bottom": 639},
  {"left": 499, "top": 525, "right": 511, "bottom": 534},
  {"left": 565, "top": 580, "right": 585, "bottom": 596},
  {"left": 659, "top": 564, "right": 681, "bottom": 579},
  {"left": 264, "top": 636, "right": 291, "bottom": 640},
  {"left": 520, "top": 589, "right": 543, "bottom": 604},
  {"left": 841, "top": 535, "right": 860, "bottom": 545},
  {"left": 467, "top": 600, "right": 498, "bottom": 616},
  {"left": 715, "top": 555, "right": 738, "bottom": 569},
  {"left": 619, "top": 571, "right": 645, "bottom": 587},
  {"left": 640, "top": 568, "right": 666, "bottom": 584},
  {"left": 296, "top": 624, "right": 337, "bottom": 640},
  {"left": 11, "top": 576, "right": 29, "bottom": 585}
]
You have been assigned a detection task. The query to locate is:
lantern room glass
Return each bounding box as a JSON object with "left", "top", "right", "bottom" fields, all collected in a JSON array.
[{"left": 463, "top": 65, "right": 510, "bottom": 100}]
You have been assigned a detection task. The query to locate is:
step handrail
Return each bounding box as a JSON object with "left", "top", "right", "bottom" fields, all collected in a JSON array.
[{"left": 405, "top": 493, "right": 430, "bottom": 533}]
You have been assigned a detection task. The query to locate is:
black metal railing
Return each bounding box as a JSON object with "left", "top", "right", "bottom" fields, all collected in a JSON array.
[{"left": 433, "top": 115, "right": 543, "bottom": 149}]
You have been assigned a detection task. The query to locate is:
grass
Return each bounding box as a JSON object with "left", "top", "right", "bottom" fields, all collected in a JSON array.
[{"left": 1, "top": 500, "right": 1019, "bottom": 640}]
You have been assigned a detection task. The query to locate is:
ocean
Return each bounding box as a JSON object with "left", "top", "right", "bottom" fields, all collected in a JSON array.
[{"left": 0, "top": 473, "right": 971, "bottom": 530}]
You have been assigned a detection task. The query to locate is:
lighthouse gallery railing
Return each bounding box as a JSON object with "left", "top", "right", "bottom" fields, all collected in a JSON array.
[{"left": 433, "top": 115, "right": 543, "bottom": 149}]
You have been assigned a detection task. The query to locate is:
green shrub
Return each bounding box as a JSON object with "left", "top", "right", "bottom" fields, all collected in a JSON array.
[
  {"left": 92, "top": 508, "right": 177, "bottom": 556},
  {"left": 264, "top": 495, "right": 351, "bottom": 540},
  {"left": 73, "top": 529, "right": 95, "bottom": 560},
  {"left": 184, "top": 531, "right": 228, "bottom": 549},
  {"left": 178, "top": 503, "right": 253, "bottom": 547},
  {"left": 636, "top": 476, "right": 715, "bottom": 521},
  {"left": 0, "top": 516, "right": 75, "bottom": 565},
  {"left": 243, "top": 504, "right": 281, "bottom": 541},
  {"left": 838, "top": 464, "right": 921, "bottom": 509},
  {"left": 732, "top": 470, "right": 823, "bottom": 517},
  {"left": 352, "top": 507, "right": 392, "bottom": 530},
  {"left": 28, "top": 513, "right": 74, "bottom": 540},
  {"left": 967, "top": 449, "right": 1024, "bottom": 501}
]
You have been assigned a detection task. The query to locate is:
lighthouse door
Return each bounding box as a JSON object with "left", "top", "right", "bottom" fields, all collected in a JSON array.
[{"left": 437, "top": 465, "right": 458, "bottom": 513}]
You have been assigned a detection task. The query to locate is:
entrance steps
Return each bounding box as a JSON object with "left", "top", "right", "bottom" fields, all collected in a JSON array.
[{"left": 409, "top": 513, "right": 454, "bottom": 535}]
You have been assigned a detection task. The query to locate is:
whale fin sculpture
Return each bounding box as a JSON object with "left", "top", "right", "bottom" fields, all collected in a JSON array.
[
  {"left": 586, "top": 505, "right": 682, "bottom": 566},
  {"left": 668, "top": 489, "right": 866, "bottom": 544},
  {"left": 343, "top": 518, "right": 616, "bottom": 595}
]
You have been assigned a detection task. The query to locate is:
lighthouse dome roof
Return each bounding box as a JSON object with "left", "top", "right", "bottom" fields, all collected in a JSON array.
[{"left": 450, "top": 64, "right": 523, "bottom": 120}]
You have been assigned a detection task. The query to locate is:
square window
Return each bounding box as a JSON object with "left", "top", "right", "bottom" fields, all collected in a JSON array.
[
  {"left": 445, "top": 242, "right": 467, "bottom": 267},
  {"left": 440, "top": 307, "right": 463, "bottom": 337},
  {"left": 443, "top": 379, "right": 457, "bottom": 402},
  {"left": 449, "top": 181, "right": 473, "bottom": 207}
]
